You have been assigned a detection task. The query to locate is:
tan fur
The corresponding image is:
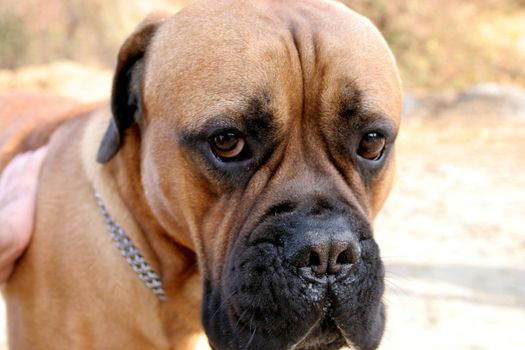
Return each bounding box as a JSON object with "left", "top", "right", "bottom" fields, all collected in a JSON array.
[
  {"left": 0, "top": 93, "right": 90, "bottom": 169},
  {"left": 4, "top": 108, "right": 205, "bottom": 349},
  {"left": 2, "top": 1, "right": 402, "bottom": 349}
]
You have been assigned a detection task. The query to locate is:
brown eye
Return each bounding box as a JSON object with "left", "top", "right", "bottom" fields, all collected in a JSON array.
[
  {"left": 358, "top": 132, "right": 386, "bottom": 160},
  {"left": 210, "top": 132, "right": 245, "bottom": 159}
]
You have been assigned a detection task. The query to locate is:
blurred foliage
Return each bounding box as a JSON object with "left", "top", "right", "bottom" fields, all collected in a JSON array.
[
  {"left": 0, "top": 12, "right": 29, "bottom": 68},
  {"left": 0, "top": 0, "right": 180, "bottom": 69},
  {"left": 344, "top": 0, "right": 525, "bottom": 89},
  {"left": 0, "top": 0, "right": 524, "bottom": 90}
]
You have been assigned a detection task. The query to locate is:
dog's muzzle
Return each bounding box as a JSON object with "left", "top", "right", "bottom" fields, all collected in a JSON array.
[{"left": 202, "top": 197, "right": 385, "bottom": 350}]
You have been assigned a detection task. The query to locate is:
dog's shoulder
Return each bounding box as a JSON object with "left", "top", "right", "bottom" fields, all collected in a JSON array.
[{"left": 0, "top": 93, "right": 102, "bottom": 171}]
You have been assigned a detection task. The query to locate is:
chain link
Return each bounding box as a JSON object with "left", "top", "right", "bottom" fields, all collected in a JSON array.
[{"left": 95, "top": 192, "right": 167, "bottom": 301}]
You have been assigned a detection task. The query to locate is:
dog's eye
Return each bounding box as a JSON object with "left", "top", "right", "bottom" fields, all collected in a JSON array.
[
  {"left": 210, "top": 131, "right": 246, "bottom": 160},
  {"left": 357, "top": 132, "right": 385, "bottom": 160}
]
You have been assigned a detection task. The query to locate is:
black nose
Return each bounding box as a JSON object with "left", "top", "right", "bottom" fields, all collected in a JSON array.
[{"left": 285, "top": 226, "right": 361, "bottom": 275}]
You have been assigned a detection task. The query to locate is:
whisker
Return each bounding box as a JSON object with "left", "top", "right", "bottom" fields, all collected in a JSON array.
[
  {"left": 209, "top": 289, "right": 239, "bottom": 323},
  {"left": 234, "top": 308, "right": 250, "bottom": 332},
  {"left": 245, "top": 314, "right": 257, "bottom": 349}
]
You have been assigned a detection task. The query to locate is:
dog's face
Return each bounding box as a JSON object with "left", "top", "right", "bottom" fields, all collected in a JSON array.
[{"left": 98, "top": 1, "right": 402, "bottom": 349}]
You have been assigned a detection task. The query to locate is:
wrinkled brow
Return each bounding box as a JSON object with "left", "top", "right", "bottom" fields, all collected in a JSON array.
[
  {"left": 178, "top": 95, "right": 277, "bottom": 144},
  {"left": 337, "top": 83, "right": 398, "bottom": 137}
]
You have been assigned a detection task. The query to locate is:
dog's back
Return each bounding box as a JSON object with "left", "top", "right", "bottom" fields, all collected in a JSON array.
[{"left": 0, "top": 93, "right": 87, "bottom": 170}]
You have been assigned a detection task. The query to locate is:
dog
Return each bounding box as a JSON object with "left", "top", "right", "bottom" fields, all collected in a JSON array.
[{"left": 2, "top": 0, "right": 402, "bottom": 349}]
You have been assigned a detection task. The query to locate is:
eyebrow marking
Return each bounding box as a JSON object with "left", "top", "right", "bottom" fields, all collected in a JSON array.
[
  {"left": 339, "top": 82, "right": 363, "bottom": 120},
  {"left": 338, "top": 83, "right": 396, "bottom": 126},
  {"left": 244, "top": 94, "right": 275, "bottom": 141},
  {"left": 335, "top": 82, "right": 398, "bottom": 141},
  {"left": 178, "top": 93, "right": 277, "bottom": 146}
]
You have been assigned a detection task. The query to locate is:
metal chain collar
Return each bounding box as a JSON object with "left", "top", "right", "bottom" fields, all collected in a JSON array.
[{"left": 94, "top": 192, "right": 167, "bottom": 301}]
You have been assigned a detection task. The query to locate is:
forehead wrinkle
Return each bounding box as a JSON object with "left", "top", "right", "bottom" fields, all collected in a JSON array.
[
  {"left": 179, "top": 94, "right": 276, "bottom": 137},
  {"left": 144, "top": 7, "right": 302, "bottom": 131},
  {"left": 333, "top": 80, "right": 400, "bottom": 132}
]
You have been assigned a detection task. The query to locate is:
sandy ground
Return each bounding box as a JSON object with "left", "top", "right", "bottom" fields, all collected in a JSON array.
[
  {"left": 375, "top": 107, "right": 525, "bottom": 350},
  {"left": 1, "top": 73, "right": 524, "bottom": 349}
]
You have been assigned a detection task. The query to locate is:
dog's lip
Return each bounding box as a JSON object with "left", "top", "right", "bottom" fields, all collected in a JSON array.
[
  {"left": 226, "top": 283, "right": 350, "bottom": 350},
  {"left": 291, "top": 314, "right": 347, "bottom": 350},
  {"left": 226, "top": 309, "right": 347, "bottom": 350},
  {"left": 293, "top": 338, "right": 346, "bottom": 350}
]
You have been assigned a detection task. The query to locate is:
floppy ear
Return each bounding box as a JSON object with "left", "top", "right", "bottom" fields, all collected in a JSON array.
[{"left": 97, "top": 13, "right": 168, "bottom": 163}]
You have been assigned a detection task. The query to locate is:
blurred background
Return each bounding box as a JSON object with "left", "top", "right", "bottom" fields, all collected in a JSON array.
[{"left": 1, "top": 0, "right": 524, "bottom": 349}]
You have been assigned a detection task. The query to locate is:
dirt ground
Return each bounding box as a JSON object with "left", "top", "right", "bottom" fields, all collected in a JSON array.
[
  {"left": 375, "top": 100, "right": 525, "bottom": 350},
  {"left": 0, "top": 68, "right": 524, "bottom": 349}
]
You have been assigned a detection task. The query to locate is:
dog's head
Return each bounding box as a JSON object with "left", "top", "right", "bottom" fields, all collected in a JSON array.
[{"left": 98, "top": 1, "right": 402, "bottom": 349}]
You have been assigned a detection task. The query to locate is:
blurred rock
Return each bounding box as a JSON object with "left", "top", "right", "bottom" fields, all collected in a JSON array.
[
  {"left": 456, "top": 83, "right": 525, "bottom": 118},
  {"left": 0, "top": 61, "right": 112, "bottom": 103},
  {"left": 401, "top": 92, "right": 420, "bottom": 117},
  {"left": 403, "top": 84, "right": 525, "bottom": 119},
  {"left": 402, "top": 90, "right": 459, "bottom": 118}
]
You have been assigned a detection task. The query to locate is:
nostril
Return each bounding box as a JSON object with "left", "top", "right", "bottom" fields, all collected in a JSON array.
[
  {"left": 335, "top": 248, "right": 354, "bottom": 265},
  {"left": 309, "top": 251, "right": 321, "bottom": 267},
  {"left": 328, "top": 242, "right": 360, "bottom": 274}
]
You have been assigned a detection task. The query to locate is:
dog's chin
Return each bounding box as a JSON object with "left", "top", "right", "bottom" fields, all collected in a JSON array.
[
  {"left": 204, "top": 308, "right": 384, "bottom": 350},
  {"left": 291, "top": 316, "right": 349, "bottom": 350},
  {"left": 203, "top": 286, "right": 385, "bottom": 350},
  {"left": 204, "top": 307, "right": 349, "bottom": 350}
]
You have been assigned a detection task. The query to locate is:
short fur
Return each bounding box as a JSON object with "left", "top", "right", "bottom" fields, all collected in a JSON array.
[{"left": 2, "top": 1, "right": 402, "bottom": 349}]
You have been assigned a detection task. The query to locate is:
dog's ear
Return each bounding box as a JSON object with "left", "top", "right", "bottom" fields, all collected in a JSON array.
[{"left": 97, "top": 13, "right": 168, "bottom": 163}]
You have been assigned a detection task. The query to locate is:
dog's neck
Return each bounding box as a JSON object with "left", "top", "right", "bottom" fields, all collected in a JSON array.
[
  {"left": 103, "top": 124, "right": 198, "bottom": 285},
  {"left": 94, "top": 190, "right": 167, "bottom": 299},
  {"left": 83, "top": 113, "right": 204, "bottom": 342}
]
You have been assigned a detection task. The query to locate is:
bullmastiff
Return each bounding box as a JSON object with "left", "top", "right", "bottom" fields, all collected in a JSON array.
[{"left": 2, "top": 0, "right": 402, "bottom": 349}]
